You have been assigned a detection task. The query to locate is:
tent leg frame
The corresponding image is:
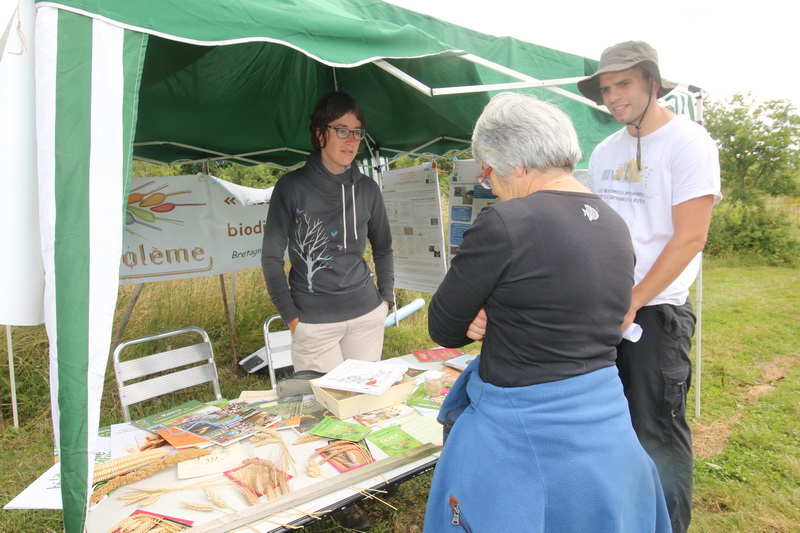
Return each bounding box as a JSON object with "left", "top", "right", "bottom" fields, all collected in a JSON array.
[
  {"left": 110, "top": 283, "right": 145, "bottom": 354},
  {"left": 219, "top": 274, "right": 238, "bottom": 365}
]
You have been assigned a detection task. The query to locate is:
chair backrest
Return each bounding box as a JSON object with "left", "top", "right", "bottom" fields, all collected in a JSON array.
[
  {"left": 113, "top": 326, "right": 222, "bottom": 422},
  {"left": 263, "top": 315, "right": 294, "bottom": 390}
]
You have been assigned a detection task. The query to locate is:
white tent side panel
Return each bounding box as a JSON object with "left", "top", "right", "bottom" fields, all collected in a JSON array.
[
  {"left": 35, "top": 6, "right": 148, "bottom": 531},
  {"left": 0, "top": 0, "right": 44, "bottom": 325}
]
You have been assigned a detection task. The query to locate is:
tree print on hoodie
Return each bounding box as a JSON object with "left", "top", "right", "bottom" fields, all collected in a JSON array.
[{"left": 291, "top": 210, "right": 332, "bottom": 292}]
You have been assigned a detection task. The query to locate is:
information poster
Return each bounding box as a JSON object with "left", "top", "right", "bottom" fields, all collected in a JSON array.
[
  {"left": 448, "top": 160, "right": 498, "bottom": 261},
  {"left": 381, "top": 162, "right": 447, "bottom": 293}
]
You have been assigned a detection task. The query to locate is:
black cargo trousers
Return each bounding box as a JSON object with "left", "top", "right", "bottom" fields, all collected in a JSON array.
[{"left": 617, "top": 300, "right": 696, "bottom": 533}]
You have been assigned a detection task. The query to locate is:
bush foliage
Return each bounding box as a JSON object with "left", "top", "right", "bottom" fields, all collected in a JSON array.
[{"left": 706, "top": 201, "right": 799, "bottom": 266}]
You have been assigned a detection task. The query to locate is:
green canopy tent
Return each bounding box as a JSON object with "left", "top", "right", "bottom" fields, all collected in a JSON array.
[
  {"left": 113, "top": 2, "right": 621, "bottom": 169},
  {"left": 32, "top": 1, "right": 689, "bottom": 530}
]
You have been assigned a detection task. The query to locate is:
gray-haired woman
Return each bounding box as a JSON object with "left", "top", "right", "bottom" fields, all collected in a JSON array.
[{"left": 423, "top": 93, "right": 670, "bottom": 532}]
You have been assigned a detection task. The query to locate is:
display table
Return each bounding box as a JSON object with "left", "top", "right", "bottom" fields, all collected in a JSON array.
[{"left": 6, "top": 354, "right": 450, "bottom": 532}]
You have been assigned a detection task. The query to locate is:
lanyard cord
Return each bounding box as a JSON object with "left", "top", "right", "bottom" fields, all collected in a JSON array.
[{"left": 628, "top": 79, "right": 655, "bottom": 171}]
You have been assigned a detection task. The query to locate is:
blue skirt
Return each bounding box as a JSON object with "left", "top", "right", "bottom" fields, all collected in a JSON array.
[{"left": 424, "top": 361, "right": 671, "bottom": 532}]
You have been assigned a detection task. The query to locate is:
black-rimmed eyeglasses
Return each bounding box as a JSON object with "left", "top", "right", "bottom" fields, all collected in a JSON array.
[
  {"left": 477, "top": 166, "right": 493, "bottom": 189},
  {"left": 327, "top": 125, "right": 366, "bottom": 141}
]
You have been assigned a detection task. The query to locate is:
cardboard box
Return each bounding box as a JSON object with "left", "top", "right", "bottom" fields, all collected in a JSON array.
[{"left": 310, "top": 375, "right": 417, "bottom": 420}]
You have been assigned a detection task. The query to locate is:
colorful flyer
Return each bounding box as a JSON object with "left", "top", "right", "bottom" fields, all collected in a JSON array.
[
  {"left": 307, "top": 417, "right": 372, "bottom": 442},
  {"left": 367, "top": 425, "right": 424, "bottom": 456}
]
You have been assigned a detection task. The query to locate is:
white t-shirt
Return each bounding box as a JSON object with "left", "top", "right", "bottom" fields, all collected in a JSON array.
[{"left": 588, "top": 115, "right": 722, "bottom": 306}]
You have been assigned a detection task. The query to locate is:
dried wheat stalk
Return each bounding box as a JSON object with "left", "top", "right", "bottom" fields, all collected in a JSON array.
[
  {"left": 235, "top": 482, "right": 260, "bottom": 506},
  {"left": 248, "top": 428, "right": 298, "bottom": 478},
  {"left": 309, "top": 440, "right": 373, "bottom": 471},
  {"left": 180, "top": 501, "right": 219, "bottom": 513},
  {"left": 292, "top": 434, "right": 324, "bottom": 445},
  {"left": 107, "top": 513, "right": 159, "bottom": 533},
  {"left": 107, "top": 512, "right": 188, "bottom": 533},
  {"left": 249, "top": 427, "right": 282, "bottom": 446},
  {"left": 350, "top": 485, "right": 396, "bottom": 510},
  {"left": 203, "top": 487, "right": 229, "bottom": 509},
  {"left": 305, "top": 459, "right": 328, "bottom": 478},
  {"left": 117, "top": 477, "right": 231, "bottom": 506}
]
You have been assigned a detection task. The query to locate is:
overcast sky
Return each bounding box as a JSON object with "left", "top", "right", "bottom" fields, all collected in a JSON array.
[{"left": 388, "top": 0, "right": 799, "bottom": 108}]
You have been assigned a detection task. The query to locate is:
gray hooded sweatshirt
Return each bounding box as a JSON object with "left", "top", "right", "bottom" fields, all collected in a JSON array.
[{"left": 261, "top": 151, "right": 394, "bottom": 324}]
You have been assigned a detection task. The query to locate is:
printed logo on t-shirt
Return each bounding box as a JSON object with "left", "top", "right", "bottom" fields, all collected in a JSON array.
[
  {"left": 598, "top": 159, "right": 658, "bottom": 205},
  {"left": 582, "top": 204, "right": 599, "bottom": 222},
  {"left": 612, "top": 159, "right": 652, "bottom": 183}
]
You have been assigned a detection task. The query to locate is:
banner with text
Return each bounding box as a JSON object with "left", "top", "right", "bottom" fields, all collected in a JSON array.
[{"left": 119, "top": 175, "right": 272, "bottom": 284}]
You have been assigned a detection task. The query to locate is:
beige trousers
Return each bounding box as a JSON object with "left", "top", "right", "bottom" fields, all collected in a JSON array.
[{"left": 290, "top": 302, "right": 388, "bottom": 373}]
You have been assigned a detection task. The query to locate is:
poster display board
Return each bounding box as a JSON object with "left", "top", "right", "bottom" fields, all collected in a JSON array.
[
  {"left": 381, "top": 163, "right": 447, "bottom": 293},
  {"left": 447, "top": 160, "right": 498, "bottom": 261},
  {"left": 119, "top": 175, "right": 271, "bottom": 284}
]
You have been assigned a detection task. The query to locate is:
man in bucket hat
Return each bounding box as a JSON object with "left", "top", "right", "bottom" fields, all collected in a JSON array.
[{"left": 579, "top": 41, "right": 722, "bottom": 533}]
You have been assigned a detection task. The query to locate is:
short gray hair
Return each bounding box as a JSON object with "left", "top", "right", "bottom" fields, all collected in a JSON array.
[{"left": 471, "top": 92, "right": 582, "bottom": 180}]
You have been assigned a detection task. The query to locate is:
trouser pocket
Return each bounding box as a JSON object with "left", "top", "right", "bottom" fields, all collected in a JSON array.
[{"left": 660, "top": 362, "right": 690, "bottom": 418}]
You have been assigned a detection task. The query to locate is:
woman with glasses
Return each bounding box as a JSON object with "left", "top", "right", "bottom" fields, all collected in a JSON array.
[
  {"left": 423, "top": 93, "right": 670, "bottom": 532},
  {"left": 261, "top": 92, "right": 394, "bottom": 400}
]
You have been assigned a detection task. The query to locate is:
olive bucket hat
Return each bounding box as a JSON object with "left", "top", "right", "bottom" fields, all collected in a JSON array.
[{"left": 577, "top": 41, "right": 677, "bottom": 105}]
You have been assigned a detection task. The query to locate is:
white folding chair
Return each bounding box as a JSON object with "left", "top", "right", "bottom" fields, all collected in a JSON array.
[
  {"left": 113, "top": 326, "right": 222, "bottom": 422},
  {"left": 263, "top": 315, "right": 294, "bottom": 390}
]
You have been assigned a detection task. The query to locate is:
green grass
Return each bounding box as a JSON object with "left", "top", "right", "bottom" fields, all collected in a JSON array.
[{"left": 1, "top": 259, "right": 798, "bottom": 532}]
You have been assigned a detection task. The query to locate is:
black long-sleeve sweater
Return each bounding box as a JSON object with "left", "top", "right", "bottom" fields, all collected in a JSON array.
[{"left": 429, "top": 190, "right": 634, "bottom": 387}]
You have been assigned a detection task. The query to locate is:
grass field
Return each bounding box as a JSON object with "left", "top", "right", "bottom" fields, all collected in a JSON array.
[{"left": 1, "top": 258, "right": 798, "bottom": 532}]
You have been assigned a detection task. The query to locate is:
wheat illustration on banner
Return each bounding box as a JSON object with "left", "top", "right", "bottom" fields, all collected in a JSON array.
[{"left": 125, "top": 180, "right": 207, "bottom": 235}]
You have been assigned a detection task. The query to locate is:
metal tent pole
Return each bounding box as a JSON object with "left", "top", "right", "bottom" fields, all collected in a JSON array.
[
  {"left": 219, "top": 274, "right": 238, "bottom": 365},
  {"left": 692, "top": 86, "right": 705, "bottom": 419},
  {"left": 695, "top": 257, "right": 703, "bottom": 418},
  {"left": 111, "top": 283, "right": 145, "bottom": 353},
  {"left": 6, "top": 325, "right": 19, "bottom": 428}
]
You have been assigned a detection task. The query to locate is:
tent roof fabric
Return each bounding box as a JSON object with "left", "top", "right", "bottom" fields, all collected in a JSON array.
[
  {"left": 38, "top": 0, "right": 464, "bottom": 64},
  {"left": 37, "top": 0, "right": 617, "bottom": 169}
]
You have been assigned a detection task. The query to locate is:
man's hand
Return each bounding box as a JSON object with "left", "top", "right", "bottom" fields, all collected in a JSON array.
[
  {"left": 287, "top": 317, "right": 300, "bottom": 333},
  {"left": 467, "top": 307, "right": 487, "bottom": 341},
  {"left": 621, "top": 303, "right": 638, "bottom": 332}
]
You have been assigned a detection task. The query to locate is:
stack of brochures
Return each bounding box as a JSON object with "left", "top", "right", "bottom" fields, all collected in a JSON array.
[{"left": 132, "top": 400, "right": 278, "bottom": 448}]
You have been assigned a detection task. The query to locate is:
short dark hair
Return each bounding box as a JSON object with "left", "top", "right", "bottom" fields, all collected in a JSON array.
[{"left": 309, "top": 92, "right": 366, "bottom": 150}]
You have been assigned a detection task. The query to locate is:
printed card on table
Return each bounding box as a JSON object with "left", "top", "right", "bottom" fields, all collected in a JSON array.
[{"left": 412, "top": 347, "right": 463, "bottom": 363}]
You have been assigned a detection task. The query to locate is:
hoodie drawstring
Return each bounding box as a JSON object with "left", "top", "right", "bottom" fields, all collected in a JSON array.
[
  {"left": 340, "top": 185, "right": 347, "bottom": 250},
  {"left": 351, "top": 184, "right": 358, "bottom": 243},
  {"left": 339, "top": 183, "right": 359, "bottom": 250}
]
